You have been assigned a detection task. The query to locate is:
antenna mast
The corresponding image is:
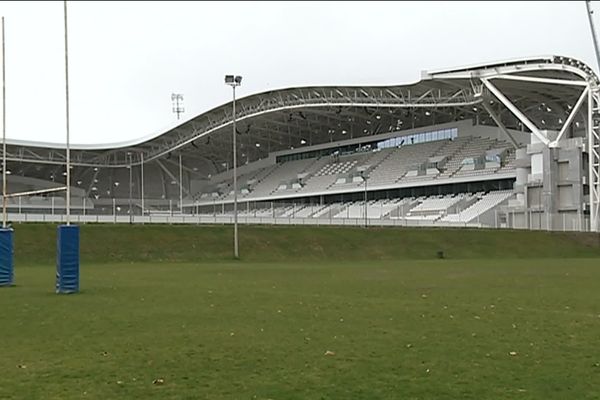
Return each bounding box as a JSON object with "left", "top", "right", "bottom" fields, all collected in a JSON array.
[{"left": 586, "top": 0, "right": 600, "bottom": 72}]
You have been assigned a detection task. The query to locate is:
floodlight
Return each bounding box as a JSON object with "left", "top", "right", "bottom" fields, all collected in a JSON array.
[{"left": 225, "top": 75, "right": 242, "bottom": 87}]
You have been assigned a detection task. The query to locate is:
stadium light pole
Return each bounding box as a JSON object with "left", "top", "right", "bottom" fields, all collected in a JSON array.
[
  {"left": 225, "top": 75, "right": 242, "bottom": 259},
  {"left": 140, "top": 153, "right": 145, "bottom": 216},
  {"left": 359, "top": 166, "right": 370, "bottom": 228},
  {"left": 171, "top": 93, "right": 184, "bottom": 120},
  {"left": 363, "top": 175, "right": 367, "bottom": 228},
  {"left": 128, "top": 152, "right": 132, "bottom": 224},
  {"left": 179, "top": 153, "right": 183, "bottom": 213}
]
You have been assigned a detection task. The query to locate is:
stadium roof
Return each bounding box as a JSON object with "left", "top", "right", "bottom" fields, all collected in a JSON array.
[{"left": 4, "top": 55, "right": 598, "bottom": 170}]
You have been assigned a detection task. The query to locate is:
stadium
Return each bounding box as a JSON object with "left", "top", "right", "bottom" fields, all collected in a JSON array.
[
  {"left": 2, "top": 4, "right": 600, "bottom": 396},
  {"left": 3, "top": 55, "right": 599, "bottom": 232}
]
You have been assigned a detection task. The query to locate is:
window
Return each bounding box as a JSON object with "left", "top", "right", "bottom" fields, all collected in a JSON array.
[{"left": 278, "top": 126, "right": 459, "bottom": 164}]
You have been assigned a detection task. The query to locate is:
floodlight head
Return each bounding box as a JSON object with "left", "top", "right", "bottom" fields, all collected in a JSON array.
[{"left": 225, "top": 75, "right": 242, "bottom": 86}]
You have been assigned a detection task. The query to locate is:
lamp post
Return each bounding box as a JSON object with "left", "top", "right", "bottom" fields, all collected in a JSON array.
[
  {"left": 179, "top": 153, "right": 183, "bottom": 214},
  {"left": 225, "top": 75, "right": 242, "bottom": 259},
  {"left": 128, "top": 152, "right": 132, "bottom": 224},
  {"left": 140, "top": 153, "right": 144, "bottom": 216},
  {"left": 358, "top": 166, "right": 370, "bottom": 228}
]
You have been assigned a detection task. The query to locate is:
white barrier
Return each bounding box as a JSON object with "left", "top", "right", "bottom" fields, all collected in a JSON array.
[{"left": 6, "top": 212, "right": 484, "bottom": 229}]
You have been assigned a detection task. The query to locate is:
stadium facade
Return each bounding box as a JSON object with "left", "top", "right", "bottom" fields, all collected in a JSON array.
[{"left": 2, "top": 55, "right": 599, "bottom": 231}]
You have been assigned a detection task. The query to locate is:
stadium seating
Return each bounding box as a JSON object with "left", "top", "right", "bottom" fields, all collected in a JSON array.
[
  {"left": 192, "top": 135, "right": 516, "bottom": 204},
  {"left": 437, "top": 137, "right": 499, "bottom": 179},
  {"left": 440, "top": 190, "right": 513, "bottom": 223},
  {"left": 409, "top": 195, "right": 463, "bottom": 215},
  {"left": 367, "top": 141, "right": 446, "bottom": 187}
]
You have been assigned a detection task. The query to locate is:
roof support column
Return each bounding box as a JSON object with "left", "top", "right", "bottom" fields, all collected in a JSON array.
[
  {"left": 156, "top": 159, "right": 192, "bottom": 198},
  {"left": 551, "top": 86, "right": 589, "bottom": 146},
  {"left": 481, "top": 78, "right": 550, "bottom": 146},
  {"left": 588, "top": 85, "right": 600, "bottom": 232},
  {"left": 480, "top": 101, "right": 519, "bottom": 149}
]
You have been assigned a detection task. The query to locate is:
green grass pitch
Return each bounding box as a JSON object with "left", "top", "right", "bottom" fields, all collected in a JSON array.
[{"left": 1, "top": 225, "right": 600, "bottom": 399}]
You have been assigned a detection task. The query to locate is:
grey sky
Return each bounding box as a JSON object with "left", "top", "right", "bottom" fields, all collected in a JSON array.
[{"left": 0, "top": 1, "right": 599, "bottom": 145}]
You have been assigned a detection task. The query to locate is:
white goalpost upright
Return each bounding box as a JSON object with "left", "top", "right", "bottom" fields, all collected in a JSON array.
[
  {"left": 0, "top": 15, "right": 13, "bottom": 287},
  {"left": 55, "top": 0, "right": 80, "bottom": 294},
  {"left": 2, "top": 16, "right": 6, "bottom": 229}
]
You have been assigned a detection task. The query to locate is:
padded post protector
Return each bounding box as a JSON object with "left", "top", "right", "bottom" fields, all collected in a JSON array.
[
  {"left": 56, "top": 225, "right": 80, "bottom": 294},
  {"left": 0, "top": 228, "right": 14, "bottom": 286}
]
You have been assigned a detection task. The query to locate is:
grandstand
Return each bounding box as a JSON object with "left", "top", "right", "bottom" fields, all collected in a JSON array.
[{"left": 1, "top": 55, "right": 599, "bottom": 232}]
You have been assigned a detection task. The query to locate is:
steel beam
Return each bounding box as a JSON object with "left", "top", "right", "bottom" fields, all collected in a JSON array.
[
  {"left": 481, "top": 101, "right": 519, "bottom": 148},
  {"left": 481, "top": 78, "right": 550, "bottom": 146},
  {"left": 551, "top": 86, "right": 589, "bottom": 146}
]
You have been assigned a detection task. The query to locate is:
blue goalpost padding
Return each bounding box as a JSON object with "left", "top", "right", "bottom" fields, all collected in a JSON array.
[
  {"left": 0, "top": 228, "right": 14, "bottom": 287},
  {"left": 56, "top": 225, "right": 80, "bottom": 294}
]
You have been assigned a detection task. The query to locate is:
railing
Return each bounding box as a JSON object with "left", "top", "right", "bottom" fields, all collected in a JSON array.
[
  {"left": 5, "top": 212, "right": 483, "bottom": 228},
  {"left": 2, "top": 201, "right": 592, "bottom": 232}
]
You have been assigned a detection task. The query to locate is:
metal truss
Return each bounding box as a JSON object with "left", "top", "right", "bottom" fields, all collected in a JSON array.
[
  {"left": 427, "top": 56, "right": 599, "bottom": 232},
  {"left": 589, "top": 86, "right": 600, "bottom": 232},
  {"left": 4, "top": 84, "right": 480, "bottom": 168},
  {"left": 3, "top": 55, "right": 599, "bottom": 231}
]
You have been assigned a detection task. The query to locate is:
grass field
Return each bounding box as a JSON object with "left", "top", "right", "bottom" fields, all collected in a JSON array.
[{"left": 1, "top": 225, "right": 600, "bottom": 399}]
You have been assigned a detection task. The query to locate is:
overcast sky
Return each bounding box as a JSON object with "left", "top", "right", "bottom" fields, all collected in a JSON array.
[{"left": 0, "top": 1, "right": 599, "bottom": 145}]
